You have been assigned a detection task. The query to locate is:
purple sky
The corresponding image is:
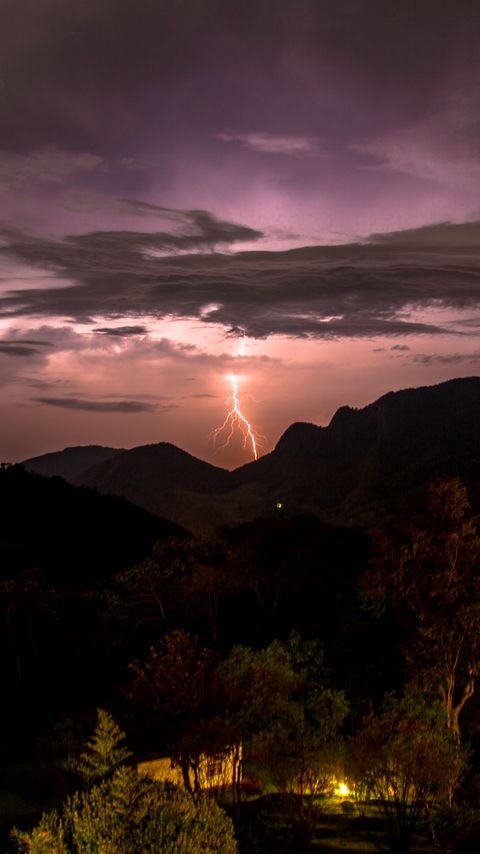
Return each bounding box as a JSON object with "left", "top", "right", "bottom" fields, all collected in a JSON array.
[{"left": 2, "top": 0, "right": 480, "bottom": 467}]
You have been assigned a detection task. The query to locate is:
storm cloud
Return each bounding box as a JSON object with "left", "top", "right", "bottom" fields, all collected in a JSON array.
[{"left": 1, "top": 219, "right": 480, "bottom": 339}]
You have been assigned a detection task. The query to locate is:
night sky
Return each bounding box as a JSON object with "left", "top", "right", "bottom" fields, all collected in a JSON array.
[{"left": 2, "top": 0, "right": 480, "bottom": 467}]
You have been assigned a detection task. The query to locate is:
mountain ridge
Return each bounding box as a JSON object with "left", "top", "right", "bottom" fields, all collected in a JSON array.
[
  {"left": 20, "top": 376, "right": 480, "bottom": 531},
  {"left": 23, "top": 444, "right": 124, "bottom": 481}
]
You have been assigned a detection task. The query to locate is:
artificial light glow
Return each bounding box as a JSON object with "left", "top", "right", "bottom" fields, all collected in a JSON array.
[{"left": 336, "top": 782, "right": 350, "bottom": 797}]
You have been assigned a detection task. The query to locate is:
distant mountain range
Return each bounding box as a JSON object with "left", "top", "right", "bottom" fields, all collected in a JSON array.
[
  {"left": 22, "top": 377, "right": 480, "bottom": 530},
  {"left": 22, "top": 444, "right": 123, "bottom": 481}
]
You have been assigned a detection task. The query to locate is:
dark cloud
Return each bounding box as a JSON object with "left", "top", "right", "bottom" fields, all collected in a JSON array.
[
  {"left": 190, "top": 393, "right": 217, "bottom": 399},
  {"left": 368, "top": 220, "right": 480, "bottom": 248},
  {"left": 0, "top": 338, "right": 52, "bottom": 356},
  {"left": 2, "top": 0, "right": 477, "bottom": 156},
  {"left": 2, "top": 219, "right": 480, "bottom": 338},
  {"left": 94, "top": 325, "right": 147, "bottom": 336},
  {"left": 412, "top": 352, "right": 480, "bottom": 366},
  {"left": 22, "top": 377, "right": 72, "bottom": 390},
  {"left": 391, "top": 344, "right": 410, "bottom": 351},
  {"left": 1, "top": 206, "right": 262, "bottom": 263},
  {"left": 0, "top": 344, "right": 42, "bottom": 357},
  {"left": 31, "top": 396, "right": 157, "bottom": 413},
  {"left": 2, "top": 338, "right": 51, "bottom": 346}
]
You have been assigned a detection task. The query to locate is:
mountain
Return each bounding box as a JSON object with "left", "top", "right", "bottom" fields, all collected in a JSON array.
[
  {"left": 26, "top": 377, "right": 480, "bottom": 531},
  {"left": 229, "top": 376, "right": 480, "bottom": 526},
  {"left": 73, "top": 442, "right": 232, "bottom": 530},
  {"left": 0, "top": 464, "right": 183, "bottom": 586},
  {"left": 22, "top": 445, "right": 123, "bottom": 481}
]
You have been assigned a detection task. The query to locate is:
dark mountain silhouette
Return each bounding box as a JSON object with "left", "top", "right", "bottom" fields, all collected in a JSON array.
[
  {"left": 26, "top": 377, "right": 480, "bottom": 530},
  {"left": 72, "top": 442, "right": 233, "bottom": 530},
  {"left": 22, "top": 445, "right": 123, "bottom": 481},
  {"left": 0, "top": 464, "right": 184, "bottom": 586},
  {"left": 228, "top": 376, "right": 480, "bottom": 526}
]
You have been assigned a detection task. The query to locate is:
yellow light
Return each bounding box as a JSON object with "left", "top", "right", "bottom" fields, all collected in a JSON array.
[{"left": 337, "top": 782, "right": 350, "bottom": 797}]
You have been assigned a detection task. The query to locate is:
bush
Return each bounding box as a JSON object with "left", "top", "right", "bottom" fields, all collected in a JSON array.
[
  {"left": 12, "top": 767, "right": 237, "bottom": 853},
  {"left": 432, "top": 805, "right": 480, "bottom": 854}
]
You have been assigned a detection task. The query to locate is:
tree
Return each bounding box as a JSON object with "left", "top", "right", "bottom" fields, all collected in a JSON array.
[
  {"left": 77, "top": 708, "right": 131, "bottom": 785},
  {"left": 351, "top": 696, "right": 465, "bottom": 854},
  {"left": 185, "top": 538, "right": 235, "bottom": 647},
  {"left": 215, "top": 634, "right": 347, "bottom": 846},
  {"left": 12, "top": 767, "right": 237, "bottom": 854},
  {"left": 214, "top": 639, "right": 296, "bottom": 810},
  {"left": 116, "top": 537, "right": 192, "bottom": 633},
  {"left": 363, "top": 479, "right": 480, "bottom": 741},
  {"left": 126, "top": 630, "right": 218, "bottom": 794},
  {"left": 13, "top": 711, "right": 236, "bottom": 854}
]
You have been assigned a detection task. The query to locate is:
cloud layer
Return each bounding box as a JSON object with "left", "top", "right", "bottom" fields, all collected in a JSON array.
[{"left": 1, "top": 217, "right": 480, "bottom": 339}]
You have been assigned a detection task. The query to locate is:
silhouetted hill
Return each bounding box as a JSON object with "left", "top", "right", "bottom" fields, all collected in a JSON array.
[
  {"left": 74, "top": 442, "right": 232, "bottom": 527},
  {"left": 33, "top": 377, "right": 480, "bottom": 530},
  {"left": 0, "top": 465, "right": 184, "bottom": 586},
  {"left": 22, "top": 445, "right": 123, "bottom": 481},
  {"left": 230, "top": 375, "right": 480, "bottom": 525}
]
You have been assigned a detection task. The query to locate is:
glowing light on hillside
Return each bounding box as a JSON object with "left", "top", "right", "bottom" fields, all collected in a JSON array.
[{"left": 336, "top": 782, "right": 350, "bottom": 797}]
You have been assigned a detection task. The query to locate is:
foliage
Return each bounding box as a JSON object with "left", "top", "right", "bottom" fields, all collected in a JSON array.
[
  {"left": 431, "top": 804, "right": 480, "bottom": 854},
  {"left": 0, "top": 464, "right": 180, "bottom": 586},
  {"left": 117, "top": 535, "right": 234, "bottom": 645},
  {"left": 126, "top": 630, "right": 219, "bottom": 792},
  {"left": 12, "top": 767, "right": 237, "bottom": 853},
  {"left": 0, "top": 464, "right": 182, "bottom": 755},
  {"left": 216, "top": 634, "right": 347, "bottom": 845},
  {"left": 77, "top": 709, "right": 131, "bottom": 785},
  {"left": 250, "top": 635, "right": 347, "bottom": 790},
  {"left": 350, "top": 695, "right": 466, "bottom": 854},
  {"left": 363, "top": 478, "right": 480, "bottom": 740},
  {"left": 126, "top": 628, "right": 346, "bottom": 847},
  {"left": 35, "top": 717, "right": 89, "bottom": 801},
  {"left": 116, "top": 537, "right": 193, "bottom": 631}
]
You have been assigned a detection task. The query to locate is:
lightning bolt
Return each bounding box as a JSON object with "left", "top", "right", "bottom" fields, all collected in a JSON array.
[
  {"left": 212, "top": 335, "right": 262, "bottom": 461},
  {"left": 212, "top": 374, "right": 259, "bottom": 460}
]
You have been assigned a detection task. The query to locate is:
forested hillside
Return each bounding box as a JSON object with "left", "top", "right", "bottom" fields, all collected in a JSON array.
[{"left": 1, "top": 463, "right": 480, "bottom": 852}]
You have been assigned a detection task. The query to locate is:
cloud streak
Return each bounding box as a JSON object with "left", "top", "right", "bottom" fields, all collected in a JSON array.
[
  {"left": 216, "top": 132, "right": 323, "bottom": 156},
  {"left": 0, "top": 343, "right": 48, "bottom": 357},
  {"left": 412, "top": 352, "right": 480, "bottom": 365},
  {"left": 0, "top": 148, "right": 103, "bottom": 187},
  {"left": 94, "top": 325, "right": 147, "bottom": 337},
  {"left": 31, "top": 396, "right": 158, "bottom": 413}
]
